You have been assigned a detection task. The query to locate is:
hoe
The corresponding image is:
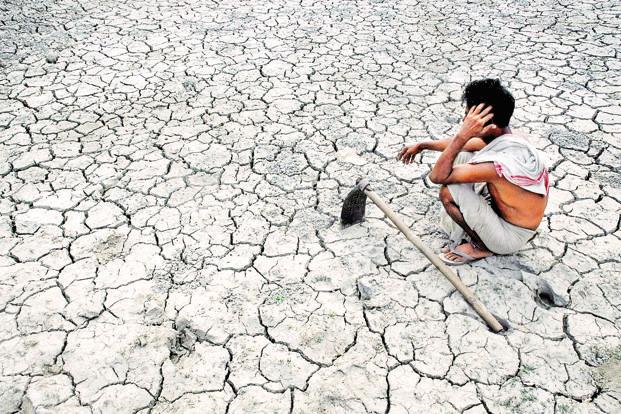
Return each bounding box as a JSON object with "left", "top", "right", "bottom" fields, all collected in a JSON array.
[{"left": 341, "top": 178, "right": 507, "bottom": 333}]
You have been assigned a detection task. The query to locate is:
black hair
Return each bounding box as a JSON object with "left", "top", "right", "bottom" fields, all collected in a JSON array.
[{"left": 461, "top": 79, "right": 515, "bottom": 128}]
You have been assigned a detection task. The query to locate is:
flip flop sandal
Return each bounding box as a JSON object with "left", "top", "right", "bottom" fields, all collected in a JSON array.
[{"left": 439, "top": 249, "right": 482, "bottom": 266}]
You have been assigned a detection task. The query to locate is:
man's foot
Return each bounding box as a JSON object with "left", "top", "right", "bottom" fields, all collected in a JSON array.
[
  {"left": 441, "top": 239, "right": 467, "bottom": 254},
  {"left": 439, "top": 242, "right": 493, "bottom": 265}
]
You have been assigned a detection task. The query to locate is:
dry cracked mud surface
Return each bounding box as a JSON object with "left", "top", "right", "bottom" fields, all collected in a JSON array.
[{"left": 1, "top": 0, "right": 620, "bottom": 413}]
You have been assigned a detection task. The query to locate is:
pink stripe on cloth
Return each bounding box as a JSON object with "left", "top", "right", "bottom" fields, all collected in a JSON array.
[{"left": 495, "top": 162, "right": 503, "bottom": 177}]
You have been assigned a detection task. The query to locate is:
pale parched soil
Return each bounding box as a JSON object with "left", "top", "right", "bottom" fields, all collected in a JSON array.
[{"left": 0, "top": 0, "right": 620, "bottom": 413}]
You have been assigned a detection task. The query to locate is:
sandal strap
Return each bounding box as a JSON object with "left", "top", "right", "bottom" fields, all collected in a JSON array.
[{"left": 448, "top": 250, "right": 475, "bottom": 261}]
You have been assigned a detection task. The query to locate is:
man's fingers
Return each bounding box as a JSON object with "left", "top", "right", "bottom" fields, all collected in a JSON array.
[
  {"left": 398, "top": 145, "right": 422, "bottom": 164},
  {"left": 479, "top": 105, "right": 493, "bottom": 116},
  {"left": 473, "top": 103, "right": 485, "bottom": 114},
  {"left": 481, "top": 113, "right": 494, "bottom": 124}
]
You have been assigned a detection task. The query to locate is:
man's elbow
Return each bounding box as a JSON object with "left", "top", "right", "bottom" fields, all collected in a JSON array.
[{"left": 428, "top": 173, "right": 446, "bottom": 184}]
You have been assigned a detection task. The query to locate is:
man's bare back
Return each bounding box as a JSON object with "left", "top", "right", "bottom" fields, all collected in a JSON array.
[{"left": 486, "top": 172, "right": 547, "bottom": 230}]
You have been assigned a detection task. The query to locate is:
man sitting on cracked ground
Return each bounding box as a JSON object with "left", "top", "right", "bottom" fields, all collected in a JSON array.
[{"left": 397, "top": 79, "right": 549, "bottom": 265}]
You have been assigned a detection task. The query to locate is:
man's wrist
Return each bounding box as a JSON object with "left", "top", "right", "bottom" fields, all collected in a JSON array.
[{"left": 454, "top": 132, "right": 471, "bottom": 142}]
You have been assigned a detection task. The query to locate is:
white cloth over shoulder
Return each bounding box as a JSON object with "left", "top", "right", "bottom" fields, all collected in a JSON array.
[{"left": 470, "top": 133, "right": 549, "bottom": 195}]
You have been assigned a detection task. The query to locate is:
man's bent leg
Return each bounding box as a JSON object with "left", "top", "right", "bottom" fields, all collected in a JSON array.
[
  {"left": 439, "top": 186, "right": 491, "bottom": 254},
  {"left": 444, "top": 182, "right": 536, "bottom": 255},
  {"left": 437, "top": 152, "right": 477, "bottom": 244}
]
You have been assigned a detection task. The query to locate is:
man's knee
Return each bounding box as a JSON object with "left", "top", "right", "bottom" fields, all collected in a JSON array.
[{"left": 439, "top": 185, "right": 454, "bottom": 206}]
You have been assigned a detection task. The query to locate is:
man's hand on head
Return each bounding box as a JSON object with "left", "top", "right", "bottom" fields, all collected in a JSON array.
[{"left": 456, "top": 104, "right": 496, "bottom": 141}]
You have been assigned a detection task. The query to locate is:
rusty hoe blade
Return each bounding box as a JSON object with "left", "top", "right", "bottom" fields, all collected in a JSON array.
[
  {"left": 341, "top": 179, "right": 371, "bottom": 226},
  {"left": 340, "top": 186, "right": 367, "bottom": 226}
]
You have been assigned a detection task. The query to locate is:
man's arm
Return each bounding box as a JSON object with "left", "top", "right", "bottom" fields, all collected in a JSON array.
[
  {"left": 429, "top": 104, "right": 496, "bottom": 184},
  {"left": 422, "top": 137, "right": 487, "bottom": 152},
  {"left": 431, "top": 162, "right": 500, "bottom": 185},
  {"left": 428, "top": 133, "right": 478, "bottom": 183},
  {"left": 397, "top": 137, "right": 487, "bottom": 164}
]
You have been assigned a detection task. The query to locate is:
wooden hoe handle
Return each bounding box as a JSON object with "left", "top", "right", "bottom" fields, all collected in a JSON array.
[{"left": 360, "top": 181, "right": 504, "bottom": 333}]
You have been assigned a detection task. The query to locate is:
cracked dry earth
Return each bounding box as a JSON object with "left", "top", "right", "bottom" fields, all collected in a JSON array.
[{"left": 1, "top": 0, "right": 620, "bottom": 413}]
